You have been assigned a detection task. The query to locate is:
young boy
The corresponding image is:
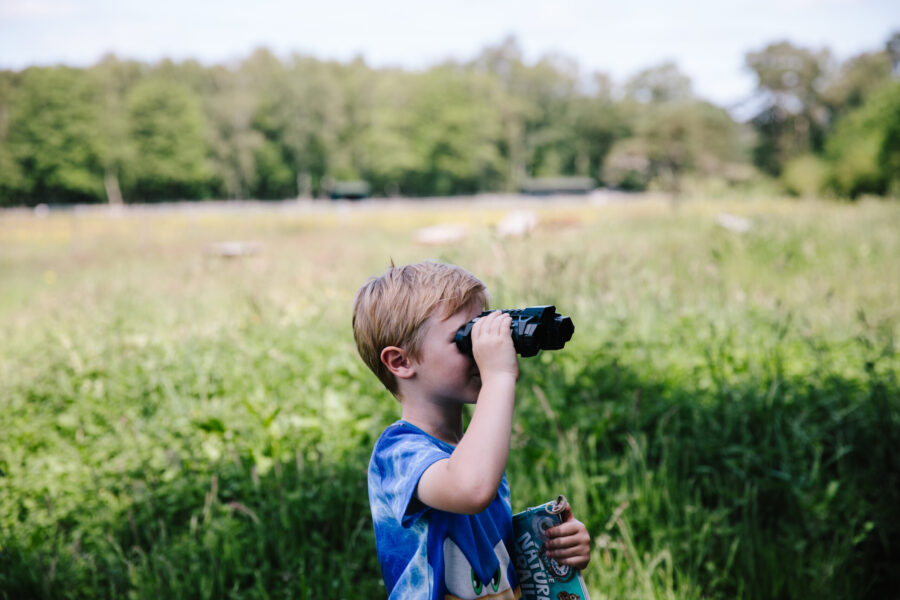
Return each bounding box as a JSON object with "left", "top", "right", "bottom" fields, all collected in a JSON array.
[{"left": 353, "top": 261, "right": 590, "bottom": 599}]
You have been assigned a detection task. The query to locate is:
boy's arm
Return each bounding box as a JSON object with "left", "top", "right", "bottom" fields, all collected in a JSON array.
[{"left": 416, "top": 311, "right": 518, "bottom": 514}]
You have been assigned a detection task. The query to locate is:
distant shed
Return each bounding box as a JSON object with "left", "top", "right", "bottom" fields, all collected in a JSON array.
[
  {"left": 327, "top": 180, "right": 371, "bottom": 200},
  {"left": 520, "top": 177, "right": 595, "bottom": 195}
]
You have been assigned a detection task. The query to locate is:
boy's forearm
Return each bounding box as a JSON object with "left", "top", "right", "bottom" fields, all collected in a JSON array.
[
  {"left": 446, "top": 373, "right": 516, "bottom": 506},
  {"left": 417, "top": 372, "right": 515, "bottom": 513}
]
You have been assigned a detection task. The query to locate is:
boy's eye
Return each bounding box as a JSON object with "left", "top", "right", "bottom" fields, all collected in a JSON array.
[
  {"left": 490, "top": 566, "right": 501, "bottom": 591},
  {"left": 471, "top": 569, "right": 483, "bottom": 595}
]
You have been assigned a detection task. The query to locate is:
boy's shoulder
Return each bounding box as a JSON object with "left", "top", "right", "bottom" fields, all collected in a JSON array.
[
  {"left": 369, "top": 421, "right": 456, "bottom": 492},
  {"left": 371, "top": 420, "right": 454, "bottom": 461},
  {"left": 368, "top": 420, "right": 457, "bottom": 529}
]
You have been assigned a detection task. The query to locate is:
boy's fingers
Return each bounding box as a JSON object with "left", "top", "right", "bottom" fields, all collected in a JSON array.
[
  {"left": 472, "top": 311, "right": 498, "bottom": 335},
  {"left": 485, "top": 312, "right": 501, "bottom": 334},
  {"left": 546, "top": 532, "right": 589, "bottom": 550},
  {"left": 552, "top": 554, "right": 591, "bottom": 569},
  {"left": 547, "top": 545, "right": 588, "bottom": 559},
  {"left": 547, "top": 521, "right": 584, "bottom": 539},
  {"left": 495, "top": 316, "right": 510, "bottom": 336},
  {"left": 476, "top": 311, "right": 509, "bottom": 337},
  {"left": 547, "top": 537, "right": 577, "bottom": 550}
]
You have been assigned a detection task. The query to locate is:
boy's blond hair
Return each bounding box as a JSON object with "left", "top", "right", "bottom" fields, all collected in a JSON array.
[{"left": 352, "top": 261, "right": 489, "bottom": 395}]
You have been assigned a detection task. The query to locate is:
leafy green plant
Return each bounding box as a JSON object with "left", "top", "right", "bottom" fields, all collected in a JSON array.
[{"left": 1, "top": 198, "right": 897, "bottom": 599}]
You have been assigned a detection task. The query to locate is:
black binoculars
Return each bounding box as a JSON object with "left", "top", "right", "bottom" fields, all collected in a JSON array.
[{"left": 454, "top": 305, "right": 575, "bottom": 358}]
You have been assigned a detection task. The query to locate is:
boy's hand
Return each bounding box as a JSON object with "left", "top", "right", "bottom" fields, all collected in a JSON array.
[
  {"left": 471, "top": 311, "right": 518, "bottom": 381},
  {"left": 545, "top": 502, "right": 591, "bottom": 570}
]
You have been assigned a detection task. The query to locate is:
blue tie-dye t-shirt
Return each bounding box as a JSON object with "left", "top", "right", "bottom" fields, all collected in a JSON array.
[{"left": 368, "top": 420, "right": 521, "bottom": 600}]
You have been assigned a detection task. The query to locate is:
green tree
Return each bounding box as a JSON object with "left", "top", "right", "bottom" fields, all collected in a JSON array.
[
  {"left": 471, "top": 36, "right": 530, "bottom": 189},
  {"left": 244, "top": 49, "right": 350, "bottom": 197},
  {"left": 571, "top": 85, "right": 629, "bottom": 185},
  {"left": 0, "top": 70, "right": 25, "bottom": 205},
  {"left": 5, "top": 67, "right": 105, "bottom": 204},
  {"left": 236, "top": 49, "right": 299, "bottom": 198},
  {"left": 367, "top": 65, "right": 503, "bottom": 196},
  {"left": 473, "top": 38, "right": 593, "bottom": 186},
  {"left": 122, "top": 78, "right": 212, "bottom": 201},
  {"left": 89, "top": 55, "right": 146, "bottom": 204},
  {"left": 886, "top": 31, "right": 900, "bottom": 75},
  {"left": 328, "top": 57, "right": 376, "bottom": 185},
  {"left": 361, "top": 68, "right": 422, "bottom": 194},
  {"left": 606, "top": 62, "right": 744, "bottom": 194},
  {"left": 631, "top": 101, "right": 743, "bottom": 195},
  {"left": 603, "top": 137, "right": 652, "bottom": 191},
  {"left": 517, "top": 54, "right": 582, "bottom": 179},
  {"left": 649, "top": 101, "right": 742, "bottom": 193},
  {"left": 780, "top": 153, "right": 830, "bottom": 197},
  {"left": 825, "top": 80, "right": 900, "bottom": 198},
  {"left": 625, "top": 62, "right": 692, "bottom": 104},
  {"left": 203, "top": 64, "right": 265, "bottom": 199},
  {"left": 821, "top": 50, "right": 893, "bottom": 117},
  {"left": 746, "top": 41, "right": 832, "bottom": 175},
  {"left": 283, "top": 55, "right": 346, "bottom": 196}
]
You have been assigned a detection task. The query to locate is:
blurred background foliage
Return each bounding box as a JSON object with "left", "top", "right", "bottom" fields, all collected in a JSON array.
[
  {"left": 1, "top": 33, "right": 898, "bottom": 206},
  {"left": 1, "top": 200, "right": 897, "bottom": 599}
]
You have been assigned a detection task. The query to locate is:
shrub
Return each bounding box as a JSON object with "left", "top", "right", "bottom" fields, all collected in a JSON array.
[{"left": 781, "top": 154, "right": 829, "bottom": 197}]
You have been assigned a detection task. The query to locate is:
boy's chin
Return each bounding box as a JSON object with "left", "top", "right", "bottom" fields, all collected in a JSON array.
[{"left": 466, "top": 376, "right": 482, "bottom": 401}]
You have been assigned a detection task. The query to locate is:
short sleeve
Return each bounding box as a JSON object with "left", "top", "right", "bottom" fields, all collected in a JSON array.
[{"left": 371, "top": 423, "right": 451, "bottom": 526}]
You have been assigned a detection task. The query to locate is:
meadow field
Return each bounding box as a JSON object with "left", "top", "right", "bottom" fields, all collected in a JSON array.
[{"left": 1, "top": 194, "right": 898, "bottom": 599}]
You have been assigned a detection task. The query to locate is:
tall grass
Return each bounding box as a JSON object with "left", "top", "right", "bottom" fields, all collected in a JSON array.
[{"left": 1, "top": 197, "right": 897, "bottom": 599}]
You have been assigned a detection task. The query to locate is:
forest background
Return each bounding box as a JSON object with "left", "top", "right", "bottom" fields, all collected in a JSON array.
[{"left": 1, "top": 32, "right": 900, "bottom": 207}]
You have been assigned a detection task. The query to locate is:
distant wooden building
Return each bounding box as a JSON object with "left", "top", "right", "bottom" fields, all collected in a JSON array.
[
  {"left": 519, "top": 177, "right": 595, "bottom": 195},
  {"left": 326, "top": 180, "right": 371, "bottom": 200}
]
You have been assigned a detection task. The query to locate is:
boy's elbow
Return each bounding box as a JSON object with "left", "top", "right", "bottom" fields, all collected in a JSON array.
[
  {"left": 457, "top": 480, "right": 497, "bottom": 514},
  {"left": 425, "top": 461, "right": 500, "bottom": 514}
]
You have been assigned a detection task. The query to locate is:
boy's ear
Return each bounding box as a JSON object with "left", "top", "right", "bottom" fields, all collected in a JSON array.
[{"left": 380, "top": 346, "right": 415, "bottom": 380}]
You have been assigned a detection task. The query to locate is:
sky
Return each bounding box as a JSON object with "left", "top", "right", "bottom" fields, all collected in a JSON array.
[{"left": 1, "top": 0, "right": 898, "bottom": 111}]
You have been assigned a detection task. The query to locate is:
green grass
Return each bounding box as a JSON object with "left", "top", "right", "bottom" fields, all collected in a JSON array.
[{"left": 1, "top": 196, "right": 898, "bottom": 599}]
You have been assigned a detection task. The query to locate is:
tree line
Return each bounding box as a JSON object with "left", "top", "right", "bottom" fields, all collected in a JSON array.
[{"left": 0, "top": 34, "right": 897, "bottom": 206}]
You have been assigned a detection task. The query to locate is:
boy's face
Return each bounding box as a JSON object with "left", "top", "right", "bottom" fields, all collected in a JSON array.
[{"left": 410, "top": 299, "right": 484, "bottom": 405}]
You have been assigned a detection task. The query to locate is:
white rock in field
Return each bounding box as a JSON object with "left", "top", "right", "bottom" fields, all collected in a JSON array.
[
  {"left": 496, "top": 210, "right": 537, "bottom": 238},
  {"left": 716, "top": 213, "right": 752, "bottom": 234},
  {"left": 414, "top": 224, "right": 468, "bottom": 245},
  {"left": 208, "top": 241, "right": 261, "bottom": 257}
]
